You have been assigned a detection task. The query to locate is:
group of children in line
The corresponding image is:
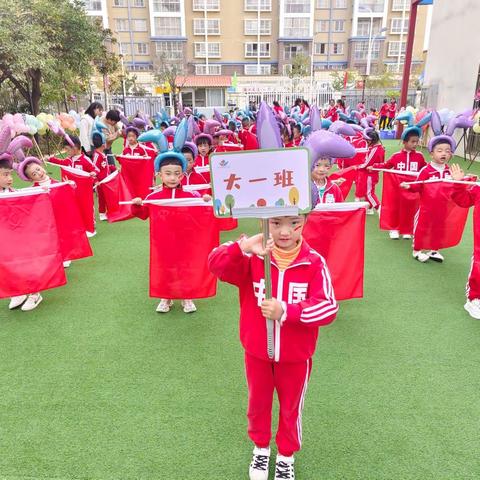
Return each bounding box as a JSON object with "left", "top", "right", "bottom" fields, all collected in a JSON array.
[{"left": 3, "top": 101, "right": 480, "bottom": 480}]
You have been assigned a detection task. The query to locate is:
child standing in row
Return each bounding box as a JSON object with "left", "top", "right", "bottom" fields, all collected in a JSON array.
[
  {"left": 48, "top": 136, "right": 98, "bottom": 176},
  {"left": 312, "top": 156, "right": 344, "bottom": 204}
]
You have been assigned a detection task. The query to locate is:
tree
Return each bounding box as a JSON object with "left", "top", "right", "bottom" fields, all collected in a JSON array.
[
  {"left": 285, "top": 54, "right": 310, "bottom": 93},
  {"left": 0, "top": 0, "right": 117, "bottom": 114},
  {"left": 330, "top": 70, "right": 359, "bottom": 91},
  {"left": 154, "top": 54, "right": 187, "bottom": 114},
  {"left": 224, "top": 194, "right": 235, "bottom": 215},
  {"left": 366, "top": 68, "right": 397, "bottom": 89}
]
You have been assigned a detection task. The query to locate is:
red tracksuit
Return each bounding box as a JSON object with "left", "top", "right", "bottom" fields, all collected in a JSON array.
[
  {"left": 122, "top": 144, "right": 153, "bottom": 157},
  {"left": 208, "top": 240, "right": 338, "bottom": 456},
  {"left": 314, "top": 178, "right": 344, "bottom": 204},
  {"left": 452, "top": 185, "right": 480, "bottom": 300},
  {"left": 181, "top": 169, "right": 211, "bottom": 195},
  {"left": 356, "top": 143, "right": 385, "bottom": 209},
  {"left": 238, "top": 128, "right": 259, "bottom": 151},
  {"left": 410, "top": 163, "right": 451, "bottom": 251},
  {"left": 373, "top": 149, "right": 427, "bottom": 174},
  {"left": 344, "top": 135, "right": 367, "bottom": 169},
  {"left": 325, "top": 106, "right": 338, "bottom": 122},
  {"left": 93, "top": 150, "right": 116, "bottom": 214},
  {"left": 214, "top": 142, "right": 243, "bottom": 153},
  {"left": 131, "top": 186, "right": 198, "bottom": 220},
  {"left": 49, "top": 154, "right": 98, "bottom": 174},
  {"left": 293, "top": 136, "right": 303, "bottom": 147}
]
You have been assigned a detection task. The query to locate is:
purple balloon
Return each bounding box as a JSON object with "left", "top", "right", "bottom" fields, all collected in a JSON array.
[
  {"left": 310, "top": 105, "right": 322, "bottom": 132},
  {"left": 304, "top": 130, "right": 355, "bottom": 164},
  {"left": 430, "top": 110, "right": 443, "bottom": 136},
  {"left": 256, "top": 101, "right": 283, "bottom": 149}
]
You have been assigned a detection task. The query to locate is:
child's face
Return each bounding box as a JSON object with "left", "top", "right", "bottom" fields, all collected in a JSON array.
[
  {"left": 184, "top": 152, "right": 194, "bottom": 173},
  {"left": 312, "top": 159, "right": 331, "bottom": 182},
  {"left": 218, "top": 134, "right": 227, "bottom": 144},
  {"left": 198, "top": 142, "right": 210, "bottom": 157},
  {"left": 0, "top": 167, "right": 13, "bottom": 189},
  {"left": 431, "top": 143, "right": 452, "bottom": 165},
  {"left": 293, "top": 128, "right": 301, "bottom": 139},
  {"left": 127, "top": 132, "right": 138, "bottom": 146},
  {"left": 269, "top": 216, "right": 305, "bottom": 251},
  {"left": 158, "top": 164, "right": 183, "bottom": 189},
  {"left": 25, "top": 163, "right": 48, "bottom": 183},
  {"left": 65, "top": 145, "right": 81, "bottom": 157},
  {"left": 404, "top": 135, "right": 419, "bottom": 151}
]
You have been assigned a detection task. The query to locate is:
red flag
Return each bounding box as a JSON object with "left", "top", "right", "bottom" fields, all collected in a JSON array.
[
  {"left": 0, "top": 191, "right": 66, "bottom": 298},
  {"left": 343, "top": 71, "right": 348, "bottom": 89},
  {"left": 413, "top": 182, "right": 469, "bottom": 251},
  {"left": 149, "top": 201, "right": 219, "bottom": 299},
  {"left": 59, "top": 166, "right": 95, "bottom": 233},
  {"left": 217, "top": 217, "right": 238, "bottom": 231},
  {"left": 97, "top": 170, "right": 134, "bottom": 223},
  {"left": 48, "top": 183, "right": 93, "bottom": 261},
  {"left": 117, "top": 155, "right": 154, "bottom": 199},
  {"left": 380, "top": 171, "right": 420, "bottom": 235},
  {"left": 303, "top": 203, "right": 366, "bottom": 300},
  {"left": 330, "top": 166, "right": 357, "bottom": 199}
]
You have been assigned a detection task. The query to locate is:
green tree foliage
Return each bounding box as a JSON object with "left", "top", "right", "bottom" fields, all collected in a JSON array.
[{"left": 0, "top": 0, "right": 118, "bottom": 114}]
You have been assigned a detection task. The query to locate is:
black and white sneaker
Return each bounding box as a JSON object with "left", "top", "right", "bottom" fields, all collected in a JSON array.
[
  {"left": 426, "top": 250, "right": 444, "bottom": 263},
  {"left": 275, "top": 455, "right": 295, "bottom": 480},
  {"left": 249, "top": 446, "right": 270, "bottom": 480}
]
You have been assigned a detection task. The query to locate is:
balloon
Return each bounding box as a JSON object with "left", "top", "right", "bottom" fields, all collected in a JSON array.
[
  {"left": 68, "top": 110, "right": 81, "bottom": 128},
  {"left": 473, "top": 123, "right": 480, "bottom": 134},
  {"left": 57, "top": 113, "right": 76, "bottom": 131}
]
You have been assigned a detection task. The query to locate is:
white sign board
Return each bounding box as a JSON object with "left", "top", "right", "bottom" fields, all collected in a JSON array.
[{"left": 210, "top": 148, "right": 311, "bottom": 218}]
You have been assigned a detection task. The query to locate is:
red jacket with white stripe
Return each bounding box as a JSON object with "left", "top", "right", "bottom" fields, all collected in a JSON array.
[
  {"left": 208, "top": 239, "right": 338, "bottom": 363},
  {"left": 357, "top": 144, "right": 385, "bottom": 182},
  {"left": 49, "top": 154, "right": 98, "bottom": 174},
  {"left": 373, "top": 149, "right": 427, "bottom": 173},
  {"left": 409, "top": 163, "right": 451, "bottom": 193},
  {"left": 315, "top": 178, "right": 344, "bottom": 204}
]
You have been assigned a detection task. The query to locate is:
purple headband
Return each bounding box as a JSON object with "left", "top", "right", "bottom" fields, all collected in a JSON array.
[{"left": 16, "top": 156, "right": 43, "bottom": 182}]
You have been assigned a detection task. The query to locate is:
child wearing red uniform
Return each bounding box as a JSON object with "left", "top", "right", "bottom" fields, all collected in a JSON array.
[
  {"left": 325, "top": 99, "right": 338, "bottom": 122},
  {"left": 401, "top": 137, "right": 453, "bottom": 263},
  {"left": 355, "top": 130, "right": 385, "bottom": 214},
  {"left": 122, "top": 127, "right": 154, "bottom": 157},
  {"left": 194, "top": 133, "right": 212, "bottom": 182},
  {"left": 238, "top": 117, "right": 259, "bottom": 151},
  {"left": 209, "top": 215, "right": 338, "bottom": 480},
  {"left": 48, "top": 136, "right": 98, "bottom": 175},
  {"left": 379, "top": 99, "right": 389, "bottom": 130},
  {"left": 292, "top": 124, "right": 303, "bottom": 146},
  {"left": 387, "top": 98, "right": 397, "bottom": 129},
  {"left": 92, "top": 133, "right": 116, "bottom": 221},
  {"left": 180, "top": 142, "right": 210, "bottom": 194},
  {"left": 312, "top": 157, "right": 344, "bottom": 204},
  {"left": 450, "top": 163, "right": 480, "bottom": 319},
  {"left": 370, "top": 129, "right": 427, "bottom": 239}
]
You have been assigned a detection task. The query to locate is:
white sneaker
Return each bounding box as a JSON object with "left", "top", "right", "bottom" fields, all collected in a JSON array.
[
  {"left": 464, "top": 299, "right": 480, "bottom": 319},
  {"left": 63, "top": 260, "right": 72, "bottom": 268},
  {"left": 99, "top": 213, "right": 108, "bottom": 221},
  {"left": 402, "top": 234, "right": 412, "bottom": 239},
  {"left": 275, "top": 455, "right": 295, "bottom": 480},
  {"left": 426, "top": 250, "right": 444, "bottom": 263},
  {"left": 156, "top": 299, "right": 173, "bottom": 313},
  {"left": 86, "top": 230, "right": 97, "bottom": 238},
  {"left": 21, "top": 293, "right": 43, "bottom": 311},
  {"left": 412, "top": 250, "right": 429, "bottom": 263},
  {"left": 181, "top": 299, "right": 197, "bottom": 313},
  {"left": 366, "top": 208, "right": 375, "bottom": 215},
  {"left": 249, "top": 447, "right": 270, "bottom": 480},
  {"left": 389, "top": 230, "right": 400, "bottom": 240},
  {"left": 9, "top": 295, "right": 27, "bottom": 310},
  {"left": 354, "top": 197, "right": 360, "bottom": 202}
]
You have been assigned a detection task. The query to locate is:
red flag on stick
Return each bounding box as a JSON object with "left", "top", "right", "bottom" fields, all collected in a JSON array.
[
  {"left": 48, "top": 183, "right": 93, "bottom": 261},
  {"left": 149, "top": 200, "right": 220, "bottom": 299},
  {"left": 59, "top": 165, "right": 95, "bottom": 233},
  {"left": 0, "top": 191, "right": 66, "bottom": 298},
  {"left": 117, "top": 155, "right": 155, "bottom": 199},
  {"left": 303, "top": 202, "right": 367, "bottom": 300},
  {"left": 329, "top": 166, "right": 357, "bottom": 199},
  {"left": 413, "top": 182, "right": 469, "bottom": 251},
  {"left": 379, "top": 171, "right": 419, "bottom": 235},
  {"left": 97, "top": 170, "right": 134, "bottom": 223}
]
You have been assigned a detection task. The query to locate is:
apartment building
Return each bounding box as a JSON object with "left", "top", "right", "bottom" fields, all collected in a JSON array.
[{"left": 84, "top": 0, "right": 430, "bottom": 79}]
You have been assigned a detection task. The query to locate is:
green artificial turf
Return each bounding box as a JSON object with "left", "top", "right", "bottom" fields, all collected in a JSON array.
[{"left": 1, "top": 140, "right": 480, "bottom": 479}]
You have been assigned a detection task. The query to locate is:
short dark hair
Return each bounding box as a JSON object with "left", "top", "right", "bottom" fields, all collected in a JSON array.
[
  {"left": 92, "top": 132, "right": 104, "bottom": 148},
  {"left": 367, "top": 131, "right": 380, "bottom": 144},
  {"left": 383, "top": 99, "right": 388, "bottom": 103},
  {"left": 0, "top": 159, "right": 12, "bottom": 170},
  {"left": 403, "top": 130, "right": 420, "bottom": 142},
  {"left": 159, "top": 158, "right": 183, "bottom": 169},
  {"left": 64, "top": 135, "right": 81, "bottom": 149},
  {"left": 181, "top": 146, "right": 194, "bottom": 157},
  {"left": 106, "top": 109, "right": 121, "bottom": 123}
]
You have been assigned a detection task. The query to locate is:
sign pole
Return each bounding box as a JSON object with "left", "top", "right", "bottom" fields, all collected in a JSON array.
[{"left": 262, "top": 218, "right": 275, "bottom": 360}]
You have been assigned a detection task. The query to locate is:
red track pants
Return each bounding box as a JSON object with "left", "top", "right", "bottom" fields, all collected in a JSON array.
[{"left": 245, "top": 352, "right": 312, "bottom": 457}]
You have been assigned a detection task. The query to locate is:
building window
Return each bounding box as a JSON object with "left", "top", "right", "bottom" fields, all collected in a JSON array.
[
  {"left": 244, "top": 64, "right": 271, "bottom": 75},
  {"left": 156, "top": 41, "right": 183, "bottom": 60},
  {"left": 316, "top": 0, "right": 329, "bottom": 8},
  {"left": 358, "top": 0, "right": 384, "bottom": 12},
  {"left": 284, "top": 0, "right": 310, "bottom": 14},
  {"left": 244, "top": 0, "right": 271, "bottom": 11},
  {"left": 195, "top": 64, "right": 222, "bottom": 75},
  {"left": 284, "top": 43, "right": 304, "bottom": 59},
  {"left": 387, "top": 40, "right": 406, "bottom": 57},
  {"left": 331, "top": 42, "right": 344, "bottom": 55},
  {"left": 244, "top": 19, "right": 271, "bottom": 35},
  {"left": 386, "top": 63, "right": 403, "bottom": 73},
  {"left": 193, "top": 0, "right": 220, "bottom": 10},
  {"left": 133, "top": 19, "right": 147, "bottom": 31},
  {"left": 356, "top": 18, "right": 382, "bottom": 36},
  {"left": 314, "top": 43, "right": 326, "bottom": 55},
  {"left": 86, "top": 1, "right": 102, "bottom": 10},
  {"left": 119, "top": 42, "right": 130, "bottom": 55},
  {"left": 115, "top": 19, "right": 129, "bottom": 31},
  {"left": 193, "top": 18, "right": 220, "bottom": 35},
  {"left": 136, "top": 43, "right": 149, "bottom": 55},
  {"left": 194, "top": 42, "right": 221, "bottom": 58},
  {"left": 353, "top": 40, "right": 380, "bottom": 60},
  {"left": 113, "top": 0, "right": 126, "bottom": 6},
  {"left": 154, "top": 17, "right": 181, "bottom": 36},
  {"left": 152, "top": 0, "right": 181, "bottom": 13},
  {"left": 315, "top": 20, "right": 329, "bottom": 33},
  {"left": 128, "top": 64, "right": 153, "bottom": 72},
  {"left": 390, "top": 17, "right": 409, "bottom": 34},
  {"left": 245, "top": 42, "right": 271, "bottom": 58},
  {"left": 207, "top": 88, "right": 225, "bottom": 107},
  {"left": 392, "top": 0, "right": 410, "bottom": 11},
  {"left": 332, "top": 20, "right": 345, "bottom": 32},
  {"left": 284, "top": 17, "right": 310, "bottom": 37},
  {"left": 133, "top": 0, "right": 145, "bottom": 6},
  {"left": 333, "top": 0, "right": 346, "bottom": 8}
]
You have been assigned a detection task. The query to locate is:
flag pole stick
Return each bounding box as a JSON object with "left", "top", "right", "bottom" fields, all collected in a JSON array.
[{"left": 262, "top": 218, "right": 275, "bottom": 360}]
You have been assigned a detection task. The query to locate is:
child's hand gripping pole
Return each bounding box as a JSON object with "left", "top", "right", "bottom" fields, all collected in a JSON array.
[{"left": 262, "top": 218, "right": 275, "bottom": 360}]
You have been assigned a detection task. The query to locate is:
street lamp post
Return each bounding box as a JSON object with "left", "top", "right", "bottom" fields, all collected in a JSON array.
[{"left": 362, "top": 27, "right": 387, "bottom": 102}]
